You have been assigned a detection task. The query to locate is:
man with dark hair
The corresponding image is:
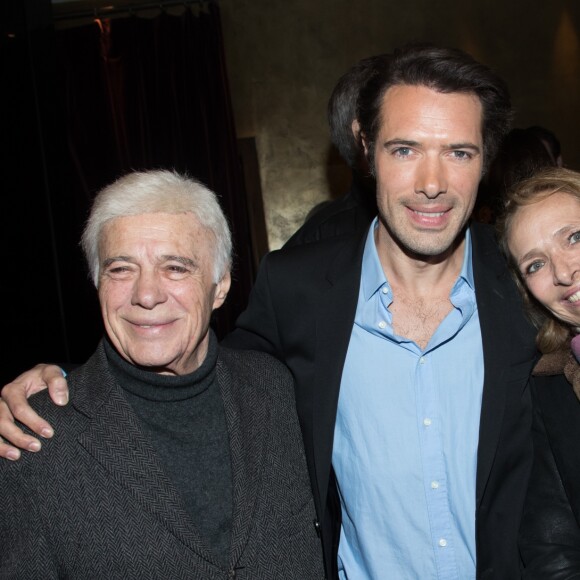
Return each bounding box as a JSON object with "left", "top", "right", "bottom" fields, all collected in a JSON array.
[
  {"left": 229, "top": 44, "right": 538, "bottom": 579},
  {"left": 284, "top": 54, "right": 390, "bottom": 246},
  {"left": 0, "top": 44, "right": 549, "bottom": 579}
]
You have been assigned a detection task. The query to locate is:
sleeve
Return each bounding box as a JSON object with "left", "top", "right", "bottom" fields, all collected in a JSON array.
[
  {"left": 519, "top": 386, "right": 580, "bottom": 580},
  {"left": 222, "top": 252, "right": 284, "bottom": 359}
]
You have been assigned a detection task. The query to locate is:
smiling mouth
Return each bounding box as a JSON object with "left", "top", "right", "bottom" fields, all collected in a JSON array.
[
  {"left": 414, "top": 210, "right": 445, "bottom": 218},
  {"left": 567, "top": 291, "right": 580, "bottom": 303}
]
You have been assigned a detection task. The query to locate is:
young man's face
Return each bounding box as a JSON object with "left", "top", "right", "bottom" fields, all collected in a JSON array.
[{"left": 369, "top": 84, "right": 484, "bottom": 261}]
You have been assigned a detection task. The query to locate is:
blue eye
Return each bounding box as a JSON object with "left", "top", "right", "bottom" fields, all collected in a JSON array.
[
  {"left": 569, "top": 231, "right": 580, "bottom": 244},
  {"left": 525, "top": 261, "right": 544, "bottom": 275},
  {"left": 393, "top": 147, "right": 412, "bottom": 157}
]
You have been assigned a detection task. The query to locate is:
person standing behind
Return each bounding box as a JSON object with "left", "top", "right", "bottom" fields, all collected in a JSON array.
[
  {"left": 284, "top": 54, "right": 390, "bottom": 246},
  {"left": 527, "top": 125, "right": 564, "bottom": 168},
  {"left": 474, "top": 126, "right": 557, "bottom": 223}
]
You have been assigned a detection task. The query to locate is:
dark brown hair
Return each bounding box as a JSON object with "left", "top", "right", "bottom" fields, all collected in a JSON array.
[{"left": 358, "top": 43, "right": 512, "bottom": 174}]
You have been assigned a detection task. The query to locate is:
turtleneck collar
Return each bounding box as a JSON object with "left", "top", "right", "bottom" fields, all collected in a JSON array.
[{"left": 103, "top": 330, "right": 219, "bottom": 402}]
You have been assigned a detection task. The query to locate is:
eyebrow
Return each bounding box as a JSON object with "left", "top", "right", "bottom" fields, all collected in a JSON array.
[
  {"left": 516, "top": 226, "right": 577, "bottom": 266},
  {"left": 102, "top": 255, "right": 197, "bottom": 268},
  {"left": 160, "top": 255, "right": 197, "bottom": 268},
  {"left": 382, "top": 139, "right": 481, "bottom": 153},
  {"left": 516, "top": 251, "right": 540, "bottom": 268},
  {"left": 102, "top": 256, "right": 134, "bottom": 268}
]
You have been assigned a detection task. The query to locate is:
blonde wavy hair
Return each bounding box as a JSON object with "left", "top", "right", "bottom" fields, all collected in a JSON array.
[{"left": 497, "top": 167, "right": 580, "bottom": 353}]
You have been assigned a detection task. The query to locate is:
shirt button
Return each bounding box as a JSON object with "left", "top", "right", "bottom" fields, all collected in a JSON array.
[
  {"left": 419, "top": 356, "right": 426, "bottom": 364},
  {"left": 423, "top": 418, "right": 432, "bottom": 426},
  {"left": 381, "top": 287, "right": 389, "bottom": 294},
  {"left": 439, "top": 538, "right": 447, "bottom": 547},
  {"left": 378, "top": 321, "right": 386, "bottom": 329},
  {"left": 431, "top": 481, "right": 439, "bottom": 489}
]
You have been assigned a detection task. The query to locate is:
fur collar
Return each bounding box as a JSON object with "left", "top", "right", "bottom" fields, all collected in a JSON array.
[{"left": 533, "top": 346, "right": 580, "bottom": 401}]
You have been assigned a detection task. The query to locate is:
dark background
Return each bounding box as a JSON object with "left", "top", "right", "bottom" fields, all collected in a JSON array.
[{"left": 2, "top": 0, "right": 264, "bottom": 385}]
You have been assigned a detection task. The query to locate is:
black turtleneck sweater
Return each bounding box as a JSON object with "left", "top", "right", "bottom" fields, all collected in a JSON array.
[{"left": 104, "top": 332, "right": 232, "bottom": 564}]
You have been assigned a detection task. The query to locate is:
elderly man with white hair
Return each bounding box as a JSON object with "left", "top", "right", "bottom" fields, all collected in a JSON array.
[{"left": 0, "top": 170, "right": 323, "bottom": 579}]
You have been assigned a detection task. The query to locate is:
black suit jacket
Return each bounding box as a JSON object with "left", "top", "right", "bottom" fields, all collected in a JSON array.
[
  {"left": 283, "top": 175, "right": 377, "bottom": 248},
  {"left": 224, "top": 221, "right": 539, "bottom": 579},
  {"left": 0, "top": 343, "right": 325, "bottom": 579}
]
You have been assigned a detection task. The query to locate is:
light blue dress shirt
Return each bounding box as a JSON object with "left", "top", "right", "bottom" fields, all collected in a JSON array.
[{"left": 333, "top": 219, "right": 484, "bottom": 580}]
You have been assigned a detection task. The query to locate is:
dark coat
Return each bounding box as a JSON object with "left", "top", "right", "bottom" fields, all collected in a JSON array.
[
  {"left": 283, "top": 176, "right": 376, "bottom": 248},
  {"left": 0, "top": 343, "right": 324, "bottom": 580},
  {"left": 519, "top": 359, "right": 580, "bottom": 578},
  {"left": 224, "top": 221, "right": 539, "bottom": 579}
]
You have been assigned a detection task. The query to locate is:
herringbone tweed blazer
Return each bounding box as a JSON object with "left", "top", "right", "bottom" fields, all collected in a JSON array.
[{"left": 0, "top": 342, "right": 324, "bottom": 579}]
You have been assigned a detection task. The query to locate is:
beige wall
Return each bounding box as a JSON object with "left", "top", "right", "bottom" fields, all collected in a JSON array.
[{"left": 220, "top": 0, "right": 580, "bottom": 249}]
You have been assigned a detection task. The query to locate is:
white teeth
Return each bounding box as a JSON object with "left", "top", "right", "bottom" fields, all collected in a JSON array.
[
  {"left": 568, "top": 291, "right": 580, "bottom": 303},
  {"left": 140, "top": 325, "right": 152, "bottom": 328},
  {"left": 415, "top": 210, "right": 445, "bottom": 217}
]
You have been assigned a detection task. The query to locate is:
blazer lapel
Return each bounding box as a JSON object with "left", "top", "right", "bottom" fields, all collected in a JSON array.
[
  {"left": 72, "top": 347, "right": 220, "bottom": 565},
  {"left": 312, "top": 232, "right": 367, "bottom": 513},
  {"left": 471, "top": 223, "right": 536, "bottom": 504},
  {"left": 217, "top": 356, "right": 267, "bottom": 567}
]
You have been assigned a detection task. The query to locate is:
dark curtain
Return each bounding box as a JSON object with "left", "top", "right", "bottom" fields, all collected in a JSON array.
[
  {"left": 56, "top": 2, "right": 253, "bottom": 333},
  {"left": 2, "top": 1, "right": 254, "bottom": 384}
]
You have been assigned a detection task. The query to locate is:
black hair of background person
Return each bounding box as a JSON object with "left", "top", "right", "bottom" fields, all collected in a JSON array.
[
  {"left": 474, "top": 127, "right": 557, "bottom": 224},
  {"left": 2, "top": 0, "right": 253, "bottom": 386}
]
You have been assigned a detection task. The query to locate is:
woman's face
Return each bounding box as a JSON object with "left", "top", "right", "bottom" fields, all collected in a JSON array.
[{"left": 508, "top": 191, "right": 580, "bottom": 327}]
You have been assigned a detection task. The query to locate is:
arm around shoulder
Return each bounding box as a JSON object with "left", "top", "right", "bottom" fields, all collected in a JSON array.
[
  {"left": 0, "top": 364, "right": 69, "bottom": 459},
  {"left": 222, "top": 251, "right": 283, "bottom": 357}
]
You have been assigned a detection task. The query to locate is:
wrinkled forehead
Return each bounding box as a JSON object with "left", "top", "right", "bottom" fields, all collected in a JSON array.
[{"left": 99, "top": 212, "right": 214, "bottom": 255}]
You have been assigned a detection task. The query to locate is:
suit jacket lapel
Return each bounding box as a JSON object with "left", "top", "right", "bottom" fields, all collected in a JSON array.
[
  {"left": 217, "top": 355, "right": 267, "bottom": 567},
  {"left": 72, "top": 345, "right": 220, "bottom": 565},
  {"left": 312, "top": 232, "right": 367, "bottom": 513},
  {"left": 471, "top": 223, "right": 535, "bottom": 504}
]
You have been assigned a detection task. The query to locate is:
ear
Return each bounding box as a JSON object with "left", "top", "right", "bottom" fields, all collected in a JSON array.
[
  {"left": 360, "top": 131, "right": 370, "bottom": 157},
  {"left": 351, "top": 118, "right": 361, "bottom": 139},
  {"left": 212, "top": 270, "right": 231, "bottom": 311}
]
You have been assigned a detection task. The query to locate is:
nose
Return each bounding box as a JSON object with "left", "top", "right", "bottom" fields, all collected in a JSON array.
[
  {"left": 415, "top": 155, "right": 448, "bottom": 199},
  {"left": 551, "top": 253, "right": 579, "bottom": 286},
  {"left": 131, "top": 271, "right": 167, "bottom": 309}
]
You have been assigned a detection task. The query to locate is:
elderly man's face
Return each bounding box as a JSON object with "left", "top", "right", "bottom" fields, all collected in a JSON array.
[{"left": 98, "top": 212, "right": 230, "bottom": 375}]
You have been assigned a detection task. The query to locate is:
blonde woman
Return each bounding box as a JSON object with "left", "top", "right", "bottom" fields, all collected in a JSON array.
[{"left": 499, "top": 167, "right": 580, "bottom": 578}]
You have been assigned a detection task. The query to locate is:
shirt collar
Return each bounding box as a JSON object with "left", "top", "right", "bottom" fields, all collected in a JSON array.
[{"left": 361, "top": 218, "right": 475, "bottom": 301}]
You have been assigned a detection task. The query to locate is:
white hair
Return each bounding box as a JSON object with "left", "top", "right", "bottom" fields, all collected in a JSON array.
[{"left": 81, "top": 170, "right": 232, "bottom": 286}]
